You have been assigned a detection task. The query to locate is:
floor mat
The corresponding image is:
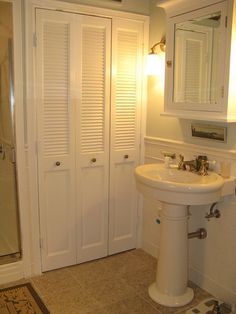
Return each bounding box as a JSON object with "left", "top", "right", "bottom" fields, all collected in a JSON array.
[{"left": 0, "top": 282, "right": 49, "bottom": 313}]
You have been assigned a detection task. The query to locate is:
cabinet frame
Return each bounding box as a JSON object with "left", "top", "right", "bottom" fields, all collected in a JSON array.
[
  {"left": 159, "top": 0, "right": 236, "bottom": 122},
  {"left": 166, "top": 2, "right": 227, "bottom": 112}
]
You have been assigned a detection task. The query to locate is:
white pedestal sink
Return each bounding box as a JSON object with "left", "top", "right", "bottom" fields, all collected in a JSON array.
[{"left": 135, "top": 163, "right": 227, "bottom": 307}]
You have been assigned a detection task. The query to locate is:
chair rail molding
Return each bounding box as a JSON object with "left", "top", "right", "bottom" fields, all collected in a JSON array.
[{"left": 145, "top": 136, "right": 236, "bottom": 168}]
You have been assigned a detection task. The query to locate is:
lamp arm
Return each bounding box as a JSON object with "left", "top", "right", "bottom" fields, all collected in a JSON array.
[{"left": 150, "top": 38, "right": 166, "bottom": 53}]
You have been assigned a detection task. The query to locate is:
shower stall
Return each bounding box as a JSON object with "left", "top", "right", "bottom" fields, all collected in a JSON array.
[{"left": 0, "top": 0, "right": 21, "bottom": 264}]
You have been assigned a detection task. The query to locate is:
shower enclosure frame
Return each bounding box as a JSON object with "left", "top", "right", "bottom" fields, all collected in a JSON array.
[{"left": 0, "top": 0, "right": 30, "bottom": 284}]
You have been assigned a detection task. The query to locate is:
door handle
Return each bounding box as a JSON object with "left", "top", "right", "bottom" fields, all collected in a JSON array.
[
  {"left": 55, "top": 161, "right": 61, "bottom": 166},
  {"left": 91, "top": 158, "right": 96, "bottom": 163},
  {"left": 124, "top": 154, "right": 129, "bottom": 159}
]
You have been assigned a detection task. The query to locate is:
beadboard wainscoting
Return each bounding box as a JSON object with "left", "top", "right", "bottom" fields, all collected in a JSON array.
[{"left": 142, "top": 136, "right": 236, "bottom": 304}]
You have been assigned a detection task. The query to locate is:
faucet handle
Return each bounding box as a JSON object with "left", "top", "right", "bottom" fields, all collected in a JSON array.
[
  {"left": 162, "top": 151, "right": 176, "bottom": 159},
  {"left": 198, "top": 159, "right": 209, "bottom": 176},
  {"left": 178, "top": 154, "right": 186, "bottom": 170}
]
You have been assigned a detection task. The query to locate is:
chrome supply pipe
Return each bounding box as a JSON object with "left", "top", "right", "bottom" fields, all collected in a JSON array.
[{"left": 188, "top": 228, "right": 207, "bottom": 239}]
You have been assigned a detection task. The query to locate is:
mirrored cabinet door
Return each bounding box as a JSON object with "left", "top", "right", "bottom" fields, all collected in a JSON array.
[{"left": 165, "top": 1, "right": 228, "bottom": 114}]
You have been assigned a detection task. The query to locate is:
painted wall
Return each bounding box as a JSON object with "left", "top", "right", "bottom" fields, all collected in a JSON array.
[
  {"left": 143, "top": 0, "right": 236, "bottom": 304},
  {"left": 58, "top": 0, "right": 149, "bottom": 15},
  {"left": 147, "top": 0, "right": 236, "bottom": 150}
]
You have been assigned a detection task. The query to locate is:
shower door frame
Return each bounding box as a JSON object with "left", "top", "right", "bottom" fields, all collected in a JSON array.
[{"left": 0, "top": 0, "right": 30, "bottom": 284}]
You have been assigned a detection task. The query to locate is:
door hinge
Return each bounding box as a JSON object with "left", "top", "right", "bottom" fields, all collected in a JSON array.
[
  {"left": 39, "top": 238, "right": 43, "bottom": 249},
  {"left": 225, "top": 16, "right": 228, "bottom": 28},
  {"left": 221, "top": 86, "right": 225, "bottom": 98},
  {"left": 33, "top": 33, "right": 37, "bottom": 47},
  {"left": 166, "top": 60, "right": 172, "bottom": 68},
  {"left": 11, "top": 147, "right": 16, "bottom": 164},
  {"left": 35, "top": 141, "right": 38, "bottom": 154}
]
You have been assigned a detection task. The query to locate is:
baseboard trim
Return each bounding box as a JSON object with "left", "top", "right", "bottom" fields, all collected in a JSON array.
[
  {"left": 0, "top": 261, "right": 24, "bottom": 285},
  {"left": 189, "top": 266, "right": 236, "bottom": 305},
  {"left": 141, "top": 240, "right": 159, "bottom": 259}
]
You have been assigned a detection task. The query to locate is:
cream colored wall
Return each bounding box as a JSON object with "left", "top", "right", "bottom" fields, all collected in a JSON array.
[
  {"left": 58, "top": 0, "right": 149, "bottom": 14},
  {"left": 147, "top": 0, "right": 184, "bottom": 141},
  {"left": 147, "top": 0, "right": 236, "bottom": 150}
]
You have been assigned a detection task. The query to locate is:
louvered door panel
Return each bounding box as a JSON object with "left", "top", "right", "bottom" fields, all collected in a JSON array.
[
  {"left": 36, "top": 9, "right": 77, "bottom": 271},
  {"left": 185, "top": 39, "right": 202, "bottom": 102},
  {"left": 109, "top": 19, "right": 143, "bottom": 254},
  {"left": 76, "top": 16, "right": 111, "bottom": 263},
  {"left": 174, "top": 29, "right": 209, "bottom": 104}
]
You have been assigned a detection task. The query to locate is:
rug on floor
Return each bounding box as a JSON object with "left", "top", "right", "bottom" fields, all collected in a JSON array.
[{"left": 0, "top": 282, "right": 49, "bottom": 314}]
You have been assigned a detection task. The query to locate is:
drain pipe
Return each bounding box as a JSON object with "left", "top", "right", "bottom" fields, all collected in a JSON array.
[{"left": 188, "top": 228, "right": 207, "bottom": 239}]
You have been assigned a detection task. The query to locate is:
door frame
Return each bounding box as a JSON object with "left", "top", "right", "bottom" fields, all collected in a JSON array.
[{"left": 25, "top": 0, "right": 149, "bottom": 276}]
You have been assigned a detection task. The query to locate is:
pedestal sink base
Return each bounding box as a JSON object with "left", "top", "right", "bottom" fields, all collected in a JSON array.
[{"left": 148, "top": 283, "right": 194, "bottom": 307}]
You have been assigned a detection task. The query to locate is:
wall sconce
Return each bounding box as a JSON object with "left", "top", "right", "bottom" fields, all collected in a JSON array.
[{"left": 146, "top": 37, "right": 166, "bottom": 76}]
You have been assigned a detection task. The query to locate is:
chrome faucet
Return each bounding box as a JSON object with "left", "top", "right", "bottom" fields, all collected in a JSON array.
[
  {"left": 178, "top": 155, "right": 209, "bottom": 175},
  {"left": 178, "top": 154, "right": 196, "bottom": 172}
]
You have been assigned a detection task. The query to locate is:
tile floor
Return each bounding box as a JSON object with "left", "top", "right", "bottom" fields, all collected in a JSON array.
[{"left": 1, "top": 249, "right": 212, "bottom": 313}]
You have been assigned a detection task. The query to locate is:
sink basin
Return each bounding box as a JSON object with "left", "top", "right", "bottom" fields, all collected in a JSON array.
[{"left": 135, "top": 163, "right": 224, "bottom": 205}]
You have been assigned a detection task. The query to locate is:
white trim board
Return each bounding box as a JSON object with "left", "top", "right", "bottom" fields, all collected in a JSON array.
[
  {"left": 25, "top": 0, "right": 149, "bottom": 21},
  {"left": 190, "top": 266, "right": 236, "bottom": 304},
  {"left": 144, "top": 136, "right": 236, "bottom": 177},
  {"left": 145, "top": 136, "right": 236, "bottom": 160},
  {"left": 0, "top": 261, "right": 24, "bottom": 285}
]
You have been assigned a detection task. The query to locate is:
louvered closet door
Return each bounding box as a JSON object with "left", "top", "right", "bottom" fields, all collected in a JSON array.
[
  {"left": 109, "top": 18, "right": 143, "bottom": 254},
  {"left": 36, "top": 10, "right": 78, "bottom": 271},
  {"left": 76, "top": 16, "right": 111, "bottom": 263}
]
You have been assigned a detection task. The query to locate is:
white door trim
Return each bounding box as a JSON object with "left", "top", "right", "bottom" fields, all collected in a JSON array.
[{"left": 25, "top": 0, "right": 148, "bottom": 275}]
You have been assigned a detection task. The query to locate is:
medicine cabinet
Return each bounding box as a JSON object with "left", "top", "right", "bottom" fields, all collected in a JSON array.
[{"left": 158, "top": 0, "right": 236, "bottom": 122}]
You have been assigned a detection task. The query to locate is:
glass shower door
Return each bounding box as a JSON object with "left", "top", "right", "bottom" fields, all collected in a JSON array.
[{"left": 0, "top": 1, "right": 21, "bottom": 262}]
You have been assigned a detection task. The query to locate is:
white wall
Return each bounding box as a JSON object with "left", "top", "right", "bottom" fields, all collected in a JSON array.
[
  {"left": 58, "top": 0, "right": 149, "bottom": 15},
  {"left": 142, "top": 0, "right": 236, "bottom": 304}
]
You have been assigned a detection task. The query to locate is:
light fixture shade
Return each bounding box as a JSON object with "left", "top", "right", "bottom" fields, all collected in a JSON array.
[{"left": 146, "top": 53, "right": 165, "bottom": 76}]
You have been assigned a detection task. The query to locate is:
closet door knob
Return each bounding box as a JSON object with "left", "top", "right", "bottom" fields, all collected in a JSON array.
[
  {"left": 91, "top": 158, "right": 96, "bottom": 163},
  {"left": 55, "top": 161, "right": 61, "bottom": 166},
  {"left": 124, "top": 154, "right": 129, "bottom": 159}
]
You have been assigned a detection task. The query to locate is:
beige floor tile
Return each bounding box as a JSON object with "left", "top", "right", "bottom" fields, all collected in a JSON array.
[
  {"left": 86, "top": 277, "right": 136, "bottom": 307},
  {"left": 67, "top": 259, "right": 114, "bottom": 288},
  {"left": 1, "top": 249, "right": 213, "bottom": 314},
  {"left": 44, "top": 284, "right": 102, "bottom": 313},
  {"left": 30, "top": 267, "right": 79, "bottom": 299},
  {"left": 87, "top": 295, "right": 161, "bottom": 314},
  {"left": 98, "top": 249, "right": 156, "bottom": 276}
]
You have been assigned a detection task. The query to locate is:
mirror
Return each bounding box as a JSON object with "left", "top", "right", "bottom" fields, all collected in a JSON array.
[{"left": 173, "top": 11, "right": 221, "bottom": 105}]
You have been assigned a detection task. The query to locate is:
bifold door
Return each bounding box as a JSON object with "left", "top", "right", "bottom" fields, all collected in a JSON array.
[
  {"left": 109, "top": 18, "right": 143, "bottom": 254},
  {"left": 36, "top": 9, "right": 111, "bottom": 271},
  {"left": 36, "top": 8, "right": 143, "bottom": 272}
]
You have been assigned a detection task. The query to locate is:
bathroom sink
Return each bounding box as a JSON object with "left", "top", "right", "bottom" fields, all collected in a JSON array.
[
  {"left": 135, "top": 163, "right": 224, "bottom": 205},
  {"left": 134, "top": 163, "right": 234, "bottom": 307}
]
